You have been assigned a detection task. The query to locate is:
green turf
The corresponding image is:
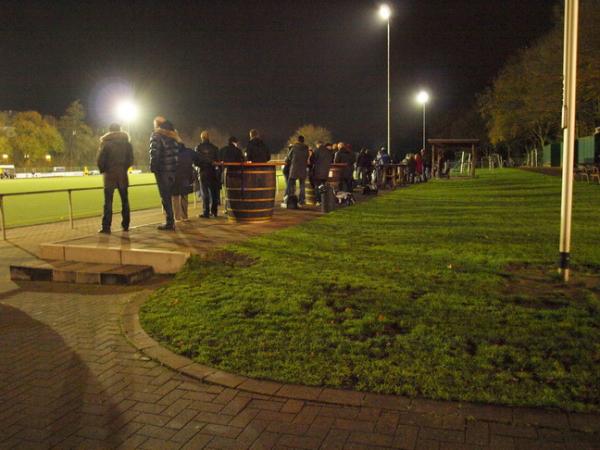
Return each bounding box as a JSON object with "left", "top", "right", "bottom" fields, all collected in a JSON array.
[
  {"left": 0, "top": 171, "right": 287, "bottom": 228},
  {"left": 0, "top": 174, "right": 160, "bottom": 228},
  {"left": 142, "top": 169, "right": 600, "bottom": 411}
]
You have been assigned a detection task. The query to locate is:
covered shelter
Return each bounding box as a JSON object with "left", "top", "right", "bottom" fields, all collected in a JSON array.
[{"left": 427, "top": 138, "right": 480, "bottom": 177}]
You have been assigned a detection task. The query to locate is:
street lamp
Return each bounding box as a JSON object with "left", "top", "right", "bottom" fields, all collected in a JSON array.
[
  {"left": 416, "top": 90, "right": 430, "bottom": 150},
  {"left": 45, "top": 154, "right": 52, "bottom": 162},
  {"left": 2, "top": 154, "right": 8, "bottom": 161},
  {"left": 378, "top": 4, "right": 392, "bottom": 157}
]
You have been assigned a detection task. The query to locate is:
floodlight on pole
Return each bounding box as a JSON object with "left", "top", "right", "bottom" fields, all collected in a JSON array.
[
  {"left": 378, "top": 4, "right": 391, "bottom": 20},
  {"left": 416, "top": 90, "right": 430, "bottom": 150},
  {"left": 115, "top": 100, "right": 138, "bottom": 124},
  {"left": 378, "top": 4, "right": 392, "bottom": 158}
]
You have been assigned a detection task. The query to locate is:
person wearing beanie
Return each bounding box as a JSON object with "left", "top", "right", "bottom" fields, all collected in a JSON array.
[
  {"left": 149, "top": 118, "right": 181, "bottom": 230},
  {"left": 219, "top": 136, "right": 245, "bottom": 163},
  {"left": 97, "top": 123, "right": 134, "bottom": 234}
]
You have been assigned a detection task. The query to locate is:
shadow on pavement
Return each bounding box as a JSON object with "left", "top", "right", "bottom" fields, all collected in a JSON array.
[{"left": 0, "top": 303, "right": 124, "bottom": 448}]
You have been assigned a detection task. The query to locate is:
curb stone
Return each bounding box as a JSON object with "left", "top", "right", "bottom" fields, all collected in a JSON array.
[{"left": 120, "top": 292, "right": 600, "bottom": 433}]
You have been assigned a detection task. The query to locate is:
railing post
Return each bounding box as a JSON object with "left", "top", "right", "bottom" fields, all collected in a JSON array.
[
  {"left": 67, "top": 189, "right": 74, "bottom": 229},
  {"left": 0, "top": 195, "right": 6, "bottom": 241}
]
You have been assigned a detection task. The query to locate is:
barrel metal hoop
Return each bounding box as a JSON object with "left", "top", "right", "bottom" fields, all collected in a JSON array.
[
  {"left": 226, "top": 198, "right": 275, "bottom": 202},
  {"left": 226, "top": 187, "right": 275, "bottom": 191},
  {"left": 228, "top": 208, "right": 274, "bottom": 213}
]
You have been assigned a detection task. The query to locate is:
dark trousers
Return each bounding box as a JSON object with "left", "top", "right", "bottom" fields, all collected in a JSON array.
[
  {"left": 339, "top": 177, "right": 353, "bottom": 192},
  {"left": 155, "top": 172, "right": 176, "bottom": 225},
  {"left": 201, "top": 179, "right": 220, "bottom": 215},
  {"left": 313, "top": 178, "right": 327, "bottom": 203},
  {"left": 102, "top": 186, "right": 130, "bottom": 231}
]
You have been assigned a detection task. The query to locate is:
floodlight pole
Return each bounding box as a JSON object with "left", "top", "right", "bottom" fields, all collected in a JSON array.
[
  {"left": 559, "top": 0, "right": 579, "bottom": 282},
  {"left": 422, "top": 102, "right": 426, "bottom": 150},
  {"left": 387, "top": 19, "right": 391, "bottom": 158}
]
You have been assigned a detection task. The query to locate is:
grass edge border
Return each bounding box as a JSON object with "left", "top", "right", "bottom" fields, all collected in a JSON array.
[{"left": 120, "top": 291, "right": 600, "bottom": 433}]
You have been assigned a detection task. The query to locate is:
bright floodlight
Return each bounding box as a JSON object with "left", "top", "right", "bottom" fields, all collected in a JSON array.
[
  {"left": 45, "top": 154, "right": 52, "bottom": 161},
  {"left": 115, "top": 100, "right": 138, "bottom": 123},
  {"left": 2, "top": 154, "right": 8, "bottom": 160},
  {"left": 379, "top": 4, "right": 391, "bottom": 20},
  {"left": 417, "top": 91, "right": 430, "bottom": 105}
]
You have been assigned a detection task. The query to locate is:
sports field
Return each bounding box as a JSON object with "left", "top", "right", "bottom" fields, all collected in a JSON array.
[{"left": 0, "top": 174, "right": 161, "bottom": 228}]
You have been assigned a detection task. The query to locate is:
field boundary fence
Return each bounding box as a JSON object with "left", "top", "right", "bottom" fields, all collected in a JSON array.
[{"left": 0, "top": 174, "right": 287, "bottom": 240}]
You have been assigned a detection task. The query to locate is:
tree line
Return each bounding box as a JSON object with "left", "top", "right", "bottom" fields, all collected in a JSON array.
[
  {"left": 432, "top": 1, "right": 600, "bottom": 162},
  {"left": 0, "top": 99, "right": 335, "bottom": 170}
]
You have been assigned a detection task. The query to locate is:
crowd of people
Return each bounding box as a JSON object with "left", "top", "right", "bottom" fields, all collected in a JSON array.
[
  {"left": 97, "top": 117, "right": 273, "bottom": 233},
  {"left": 96, "top": 116, "right": 436, "bottom": 233}
]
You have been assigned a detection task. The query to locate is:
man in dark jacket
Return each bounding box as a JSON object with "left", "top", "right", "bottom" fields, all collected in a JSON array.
[
  {"left": 97, "top": 123, "right": 134, "bottom": 234},
  {"left": 195, "top": 130, "right": 220, "bottom": 218},
  {"left": 285, "top": 135, "right": 309, "bottom": 205},
  {"left": 311, "top": 141, "right": 333, "bottom": 204},
  {"left": 245, "top": 129, "right": 270, "bottom": 162},
  {"left": 334, "top": 142, "right": 355, "bottom": 192},
  {"left": 149, "top": 117, "right": 180, "bottom": 230},
  {"left": 219, "top": 136, "right": 245, "bottom": 163},
  {"left": 356, "top": 148, "right": 373, "bottom": 186}
]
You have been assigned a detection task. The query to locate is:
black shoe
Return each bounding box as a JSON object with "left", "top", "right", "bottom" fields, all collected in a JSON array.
[
  {"left": 122, "top": 226, "right": 129, "bottom": 232},
  {"left": 200, "top": 213, "right": 210, "bottom": 219},
  {"left": 211, "top": 211, "right": 218, "bottom": 217},
  {"left": 157, "top": 224, "right": 175, "bottom": 231},
  {"left": 98, "top": 228, "right": 111, "bottom": 234}
]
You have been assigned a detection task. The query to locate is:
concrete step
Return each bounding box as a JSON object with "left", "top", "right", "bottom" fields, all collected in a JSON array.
[{"left": 10, "top": 260, "right": 154, "bottom": 285}]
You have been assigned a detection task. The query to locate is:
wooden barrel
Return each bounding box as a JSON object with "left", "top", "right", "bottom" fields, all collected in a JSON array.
[
  {"left": 305, "top": 180, "right": 316, "bottom": 205},
  {"left": 327, "top": 163, "right": 346, "bottom": 189},
  {"left": 224, "top": 163, "right": 277, "bottom": 223}
]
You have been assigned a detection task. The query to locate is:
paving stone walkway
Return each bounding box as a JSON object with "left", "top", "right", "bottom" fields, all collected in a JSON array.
[{"left": 1, "top": 221, "right": 600, "bottom": 450}]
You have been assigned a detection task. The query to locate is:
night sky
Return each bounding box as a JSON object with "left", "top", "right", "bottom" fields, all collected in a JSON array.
[{"left": 1, "top": 0, "right": 556, "bottom": 151}]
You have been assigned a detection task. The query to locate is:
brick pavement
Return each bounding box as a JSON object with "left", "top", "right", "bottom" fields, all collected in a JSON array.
[{"left": 1, "top": 223, "right": 600, "bottom": 449}]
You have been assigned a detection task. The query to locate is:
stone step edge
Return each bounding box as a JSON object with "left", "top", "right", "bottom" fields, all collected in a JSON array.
[
  {"left": 10, "top": 260, "right": 154, "bottom": 285},
  {"left": 39, "top": 243, "right": 191, "bottom": 274},
  {"left": 119, "top": 293, "right": 599, "bottom": 432}
]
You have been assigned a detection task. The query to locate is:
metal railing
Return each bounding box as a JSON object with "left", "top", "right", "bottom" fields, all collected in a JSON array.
[
  {"left": 0, "top": 183, "right": 159, "bottom": 240},
  {"left": 0, "top": 174, "right": 288, "bottom": 241}
]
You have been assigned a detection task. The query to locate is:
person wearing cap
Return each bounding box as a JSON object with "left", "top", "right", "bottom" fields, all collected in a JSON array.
[
  {"left": 149, "top": 117, "right": 180, "bottom": 230},
  {"left": 195, "top": 130, "right": 220, "bottom": 218},
  {"left": 245, "top": 129, "right": 270, "bottom": 163},
  {"left": 97, "top": 123, "right": 134, "bottom": 234}
]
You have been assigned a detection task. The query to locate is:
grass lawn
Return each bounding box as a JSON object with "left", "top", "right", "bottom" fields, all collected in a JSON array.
[{"left": 140, "top": 169, "right": 600, "bottom": 412}]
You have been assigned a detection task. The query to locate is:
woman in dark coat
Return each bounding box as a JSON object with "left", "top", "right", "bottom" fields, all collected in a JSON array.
[{"left": 172, "top": 145, "right": 197, "bottom": 222}]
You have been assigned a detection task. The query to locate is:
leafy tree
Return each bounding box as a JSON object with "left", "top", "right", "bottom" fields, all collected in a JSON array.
[
  {"left": 0, "top": 111, "right": 64, "bottom": 165},
  {"left": 478, "top": 0, "right": 600, "bottom": 151},
  {"left": 58, "top": 100, "right": 97, "bottom": 167},
  {"left": 287, "top": 124, "right": 333, "bottom": 149}
]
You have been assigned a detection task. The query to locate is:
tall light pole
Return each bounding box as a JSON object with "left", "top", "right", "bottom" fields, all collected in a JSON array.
[
  {"left": 558, "top": 0, "right": 579, "bottom": 282},
  {"left": 379, "top": 4, "right": 392, "bottom": 156},
  {"left": 416, "top": 90, "right": 430, "bottom": 150}
]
